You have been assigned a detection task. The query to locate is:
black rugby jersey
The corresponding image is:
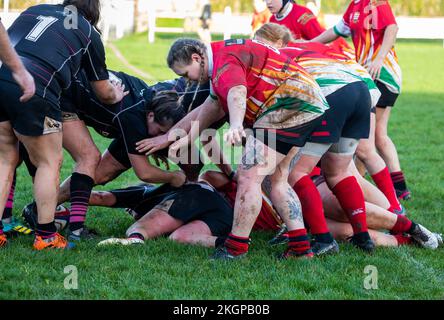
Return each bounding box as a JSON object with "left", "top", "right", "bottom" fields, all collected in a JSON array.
[{"left": 0, "top": 4, "right": 109, "bottom": 106}]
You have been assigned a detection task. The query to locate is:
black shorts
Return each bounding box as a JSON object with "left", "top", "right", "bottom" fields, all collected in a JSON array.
[
  {"left": 308, "top": 81, "right": 371, "bottom": 144},
  {"left": 111, "top": 183, "right": 233, "bottom": 237},
  {"left": 108, "top": 137, "right": 132, "bottom": 169},
  {"left": 0, "top": 80, "right": 62, "bottom": 136},
  {"left": 253, "top": 115, "right": 325, "bottom": 155},
  {"left": 375, "top": 81, "right": 399, "bottom": 108}
]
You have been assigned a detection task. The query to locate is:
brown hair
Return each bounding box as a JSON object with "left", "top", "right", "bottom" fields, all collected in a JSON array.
[
  {"left": 167, "top": 38, "right": 206, "bottom": 68},
  {"left": 149, "top": 90, "right": 186, "bottom": 125},
  {"left": 254, "top": 23, "right": 294, "bottom": 47},
  {"left": 63, "top": 0, "right": 101, "bottom": 27}
]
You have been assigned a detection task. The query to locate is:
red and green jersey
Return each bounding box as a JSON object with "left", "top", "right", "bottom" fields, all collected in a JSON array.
[
  {"left": 270, "top": 2, "right": 354, "bottom": 59},
  {"left": 334, "top": 0, "right": 402, "bottom": 94},
  {"left": 286, "top": 42, "right": 381, "bottom": 106},
  {"left": 209, "top": 39, "right": 329, "bottom": 130}
]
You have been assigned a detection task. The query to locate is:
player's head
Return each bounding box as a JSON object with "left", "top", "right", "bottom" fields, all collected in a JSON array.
[
  {"left": 63, "top": 0, "right": 101, "bottom": 27},
  {"left": 167, "top": 38, "right": 209, "bottom": 83},
  {"left": 265, "top": 0, "right": 292, "bottom": 15},
  {"left": 146, "top": 90, "right": 186, "bottom": 137},
  {"left": 254, "top": 23, "right": 294, "bottom": 48}
]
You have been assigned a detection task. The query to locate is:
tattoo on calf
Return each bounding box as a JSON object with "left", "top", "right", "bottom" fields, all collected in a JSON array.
[
  {"left": 262, "top": 176, "right": 272, "bottom": 197},
  {"left": 287, "top": 187, "right": 302, "bottom": 221}
]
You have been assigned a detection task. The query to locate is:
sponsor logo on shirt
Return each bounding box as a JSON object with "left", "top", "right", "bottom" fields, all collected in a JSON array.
[
  {"left": 297, "top": 13, "right": 314, "bottom": 25},
  {"left": 351, "top": 208, "right": 364, "bottom": 216},
  {"left": 352, "top": 12, "right": 360, "bottom": 24}
]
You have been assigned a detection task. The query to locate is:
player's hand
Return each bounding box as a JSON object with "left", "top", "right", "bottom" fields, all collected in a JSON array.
[
  {"left": 368, "top": 57, "right": 384, "bottom": 80},
  {"left": 112, "top": 81, "right": 129, "bottom": 103},
  {"left": 12, "top": 68, "right": 35, "bottom": 102},
  {"left": 136, "top": 134, "right": 171, "bottom": 156},
  {"left": 170, "top": 171, "right": 187, "bottom": 188},
  {"left": 224, "top": 125, "right": 246, "bottom": 146}
]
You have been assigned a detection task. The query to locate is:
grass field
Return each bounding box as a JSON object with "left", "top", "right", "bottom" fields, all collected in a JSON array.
[{"left": 1, "top": 33, "right": 444, "bottom": 300}]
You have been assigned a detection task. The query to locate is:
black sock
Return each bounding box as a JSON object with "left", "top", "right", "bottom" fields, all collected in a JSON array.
[
  {"left": 391, "top": 171, "right": 408, "bottom": 191},
  {"left": 36, "top": 222, "right": 57, "bottom": 239},
  {"left": 128, "top": 233, "right": 145, "bottom": 241},
  {"left": 313, "top": 232, "right": 334, "bottom": 244},
  {"left": 408, "top": 222, "right": 418, "bottom": 234},
  {"left": 215, "top": 236, "right": 227, "bottom": 248},
  {"left": 0, "top": 220, "right": 4, "bottom": 233},
  {"left": 69, "top": 173, "right": 94, "bottom": 232}
]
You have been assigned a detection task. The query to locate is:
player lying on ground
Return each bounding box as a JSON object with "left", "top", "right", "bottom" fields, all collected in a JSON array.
[{"left": 87, "top": 170, "right": 440, "bottom": 251}]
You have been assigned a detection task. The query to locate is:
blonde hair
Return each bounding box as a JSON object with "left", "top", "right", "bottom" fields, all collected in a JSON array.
[{"left": 254, "top": 23, "right": 295, "bottom": 47}]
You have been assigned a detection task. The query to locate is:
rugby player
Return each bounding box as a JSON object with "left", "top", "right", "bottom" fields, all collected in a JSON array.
[
  {"left": 0, "top": 0, "right": 127, "bottom": 249},
  {"left": 255, "top": 25, "right": 376, "bottom": 252},
  {"left": 23, "top": 71, "right": 189, "bottom": 240},
  {"left": 255, "top": 23, "right": 403, "bottom": 213},
  {"left": 266, "top": 0, "right": 353, "bottom": 57},
  {"left": 151, "top": 38, "right": 332, "bottom": 260},
  {"left": 0, "top": 21, "right": 35, "bottom": 242},
  {"left": 90, "top": 169, "right": 440, "bottom": 251},
  {"left": 310, "top": 0, "right": 410, "bottom": 200}
]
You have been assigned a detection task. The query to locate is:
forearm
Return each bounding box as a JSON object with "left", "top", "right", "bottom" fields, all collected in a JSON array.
[
  {"left": 227, "top": 86, "right": 247, "bottom": 128},
  {"left": 0, "top": 23, "right": 25, "bottom": 72},
  {"left": 311, "top": 28, "right": 339, "bottom": 44},
  {"left": 375, "top": 24, "right": 398, "bottom": 61}
]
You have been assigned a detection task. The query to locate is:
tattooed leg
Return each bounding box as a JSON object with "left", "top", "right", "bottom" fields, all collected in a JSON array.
[
  {"left": 230, "top": 136, "right": 276, "bottom": 237},
  {"left": 267, "top": 147, "right": 305, "bottom": 231}
]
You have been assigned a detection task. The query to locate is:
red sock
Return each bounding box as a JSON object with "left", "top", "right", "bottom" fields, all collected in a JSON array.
[
  {"left": 394, "top": 234, "right": 413, "bottom": 246},
  {"left": 371, "top": 167, "right": 401, "bottom": 212},
  {"left": 287, "top": 229, "right": 311, "bottom": 254},
  {"left": 332, "top": 176, "right": 368, "bottom": 234},
  {"left": 293, "top": 175, "right": 329, "bottom": 235},
  {"left": 225, "top": 233, "right": 250, "bottom": 256},
  {"left": 390, "top": 215, "right": 413, "bottom": 234}
]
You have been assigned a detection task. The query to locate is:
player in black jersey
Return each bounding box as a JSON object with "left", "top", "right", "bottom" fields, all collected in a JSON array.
[
  {"left": 51, "top": 71, "right": 189, "bottom": 240},
  {"left": 0, "top": 1, "right": 126, "bottom": 250}
]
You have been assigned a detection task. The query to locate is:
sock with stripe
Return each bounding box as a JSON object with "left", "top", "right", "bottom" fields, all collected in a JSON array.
[
  {"left": 332, "top": 176, "right": 368, "bottom": 234},
  {"left": 128, "top": 233, "right": 145, "bottom": 241},
  {"left": 36, "top": 222, "right": 57, "bottom": 240},
  {"left": 394, "top": 234, "right": 413, "bottom": 246},
  {"left": 224, "top": 233, "right": 250, "bottom": 256},
  {"left": 287, "top": 229, "right": 311, "bottom": 255},
  {"left": 390, "top": 215, "right": 414, "bottom": 234},
  {"left": 69, "top": 173, "right": 94, "bottom": 233},
  {"left": 2, "top": 171, "right": 16, "bottom": 224},
  {"left": 390, "top": 171, "right": 408, "bottom": 192},
  {"left": 293, "top": 175, "right": 332, "bottom": 242},
  {"left": 371, "top": 167, "right": 401, "bottom": 212}
]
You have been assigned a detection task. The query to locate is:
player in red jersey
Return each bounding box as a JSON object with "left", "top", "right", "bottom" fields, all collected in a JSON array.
[
  {"left": 311, "top": 0, "right": 410, "bottom": 201},
  {"left": 143, "top": 38, "right": 330, "bottom": 260},
  {"left": 255, "top": 23, "right": 403, "bottom": 218},
  {"left": 266, "top": 0, "right": 354, "bottom": 58}
]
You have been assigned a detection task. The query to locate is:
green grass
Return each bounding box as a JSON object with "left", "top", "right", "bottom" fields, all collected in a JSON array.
[{"left": 2, "top": 34, "right": 444, "bottom": 300}]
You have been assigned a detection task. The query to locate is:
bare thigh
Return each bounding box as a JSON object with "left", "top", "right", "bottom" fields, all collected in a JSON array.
[
  {"left": 95, "top": 149, "right": 129, "bottom": 185},
  {"left": 126, "top": 209, "right": 184, "bottom": 239}
]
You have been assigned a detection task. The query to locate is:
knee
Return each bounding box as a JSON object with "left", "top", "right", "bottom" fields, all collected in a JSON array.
[
  {"left": 78, "top": 147, "right": 101, "bottom": 168},
  {"left": 168, "top": 230, "right": 190, "bottom": 244}
]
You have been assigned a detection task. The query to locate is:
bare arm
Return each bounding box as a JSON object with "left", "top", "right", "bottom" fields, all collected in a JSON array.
[
  {"left": 310, "top": 28, "right": 340, "bottom": 44},
  {"left": 129, "top": 154, "right": 186, "bottom": 187},
  {"left": 90, "top": 79, "right": 128, "bottom": 105},
  {"left": 224, "top": 85, "right": 247, "bottom": 145},
  {"left": 0, "top": 22, "right": 35, "bottom": 102},
  {"left": 368, "top": 24, "right": 399, "bottom": 79},
  {"left": 136, "top": 95, "right": 226, "bottom": 155}
]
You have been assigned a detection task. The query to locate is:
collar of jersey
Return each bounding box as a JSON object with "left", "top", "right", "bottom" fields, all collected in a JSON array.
[
  {"left": 275, "top": 2, "right": 293, "bottom": 21},
  {"left": 206, "top": 44, "right": 214, "bottom": 78}
]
